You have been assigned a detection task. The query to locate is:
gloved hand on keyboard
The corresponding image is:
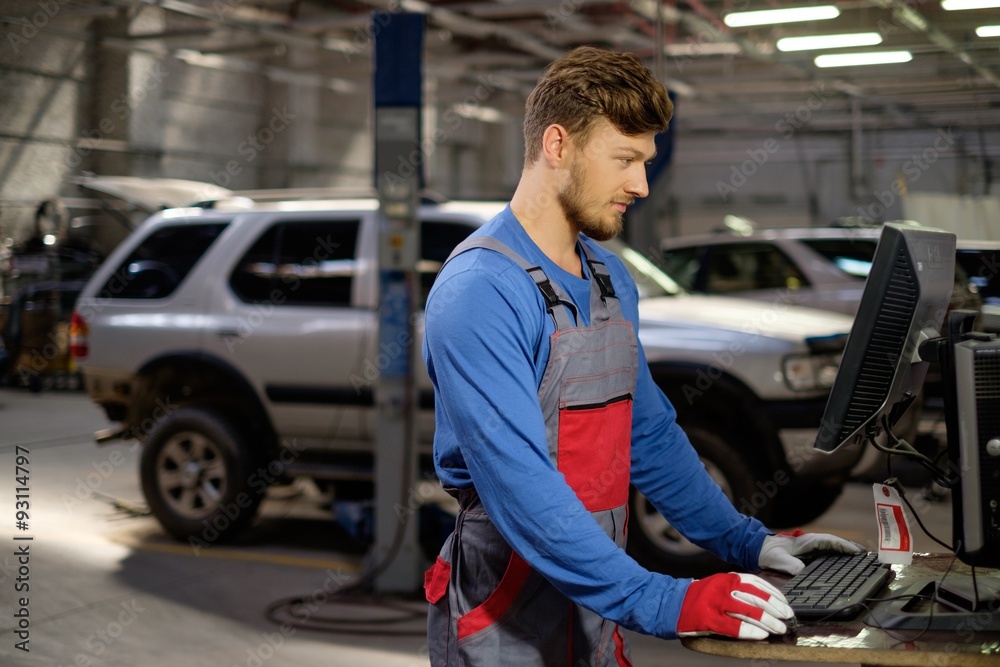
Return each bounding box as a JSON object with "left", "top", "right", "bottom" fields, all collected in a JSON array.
[
  {"left": 677, "top": 572, "right": 793, "bottom": 640},
  {"left": 757, "top": 529, "right": 864, "bottom": 576}
]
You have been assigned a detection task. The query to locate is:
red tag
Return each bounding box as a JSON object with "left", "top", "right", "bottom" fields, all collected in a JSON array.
[{"left": 872, "top": 484, "right": 912, "bottom": 564}]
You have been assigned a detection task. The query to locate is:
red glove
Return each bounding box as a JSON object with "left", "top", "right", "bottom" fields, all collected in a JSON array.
[{"left": 677, "top": 572, "right": 793, "bottom": 640}]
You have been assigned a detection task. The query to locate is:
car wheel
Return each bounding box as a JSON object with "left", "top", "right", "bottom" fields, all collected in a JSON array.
[
  {"left": 140, "top": 407, "right": 263, "bottom": 543},
  {"left": 626, "top": 424, "right": 770, "bottom": 577}
]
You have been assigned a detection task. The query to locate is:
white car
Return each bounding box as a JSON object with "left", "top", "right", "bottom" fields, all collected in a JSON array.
[
  {"left": 71, "top": 192, "right": 856, "bottom": 574},
  {"left": 660, "top": 224, "right": 995, "bottom": 318}
]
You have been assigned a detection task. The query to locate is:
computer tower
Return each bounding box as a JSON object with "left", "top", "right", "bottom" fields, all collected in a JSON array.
[{"left": 953, "top": 337, "right": 1000, "bottom": 568}]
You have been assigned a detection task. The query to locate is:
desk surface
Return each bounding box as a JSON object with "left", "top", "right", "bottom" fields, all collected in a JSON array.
[{"left": 681, "top": 553, "right": 1000, "bottom": 667}]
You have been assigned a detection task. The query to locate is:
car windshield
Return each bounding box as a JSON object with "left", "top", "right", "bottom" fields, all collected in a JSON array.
[{"left": 599, "top": 237, "right": 681, "bottom": 299}]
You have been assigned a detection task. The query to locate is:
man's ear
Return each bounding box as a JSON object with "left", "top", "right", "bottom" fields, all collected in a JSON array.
[{"left": 541, "top": 124, "right": 570, "bottom": 167}]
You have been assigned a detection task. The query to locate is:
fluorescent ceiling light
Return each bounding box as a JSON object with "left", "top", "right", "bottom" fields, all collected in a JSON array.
[
  {"left": 723, "top": 5, "right": 839, "bottom": 28},
  {"left": 664, "top": 42, "right": 742, "bottom": 56},
  {"left": 777, "top": 32, "right": 883, "bottom": 52},
  {"left": 814, "top": 51, "right": 913, "bottom": 67},
  {"left": 942, "top": 0, "right": 1000, "bottom": 9},
  {"left": 976, "top": 25, "right": 1000, "bottom": 37}
]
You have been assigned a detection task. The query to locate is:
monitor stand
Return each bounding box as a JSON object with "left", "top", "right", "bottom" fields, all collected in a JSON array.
[{"left": 865, "top": 576, "right": 1000, "bottom": 631}]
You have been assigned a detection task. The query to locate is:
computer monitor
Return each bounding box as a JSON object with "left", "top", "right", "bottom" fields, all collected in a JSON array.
[
  {"left": 814, "top": 222, "right": 956, "bottom": 455},
  {"left": 812, "top": 221, "right": 1000, "bottom": 623}
]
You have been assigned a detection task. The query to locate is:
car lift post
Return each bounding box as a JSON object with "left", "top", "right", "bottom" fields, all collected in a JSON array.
[{"left": 372, "top": 11, "right": 425, "bottom": 594}]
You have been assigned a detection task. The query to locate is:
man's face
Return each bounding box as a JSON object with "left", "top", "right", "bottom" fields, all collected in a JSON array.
[{"left": 558, "top": 119, "right": 655, "bottom": 242}]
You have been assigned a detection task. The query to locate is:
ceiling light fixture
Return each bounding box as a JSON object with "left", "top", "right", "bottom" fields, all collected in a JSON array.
[
  {"left": 941, "top": 0, "right": 1000, "bottom": 10},
  {"left": 976, "top": 25, "right": 1000, "bottom": 37},
  {"left": 663, "top": 42, "right": 742, "bottom": 56},
  {"left": 814, "top": 51, "right": 913, "bottom": 67},
  {"left": 777, "top": 32, "right": 883, "bottom": 52},
  {"left": 723, "top": 5, "right": 839, "bottom": 28}
]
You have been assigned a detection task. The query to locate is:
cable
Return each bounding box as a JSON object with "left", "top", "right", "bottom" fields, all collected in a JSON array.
[
  {"left": 884, "top": 477, "right": 954, "bottom": 552},
  {"left": 867, "top": 421, "right": 957, "bottom": 489},
  {"left": 795, "top": 591, "right": 936, "bottom": 627},
  {"left": 264, "top": 591, "right": 427, "bottom": 636},
  {"left": 873, "top": 416, "right": 956, "bottom": 485},
  {"left": 968, "top": 560, "right": 981, "bottom": 611},
  {"left": 858, "top": 547, "right": 961, "bottom": 644}
]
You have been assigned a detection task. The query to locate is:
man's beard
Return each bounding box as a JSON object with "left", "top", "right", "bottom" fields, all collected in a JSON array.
[{"left": 557, "top": 160, "right": 623, "bottom": 242}]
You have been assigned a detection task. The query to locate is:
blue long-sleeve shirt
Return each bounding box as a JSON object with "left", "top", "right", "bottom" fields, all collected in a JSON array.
[{"left": 423, "top": 206, "right": 769, "bottom": 638}]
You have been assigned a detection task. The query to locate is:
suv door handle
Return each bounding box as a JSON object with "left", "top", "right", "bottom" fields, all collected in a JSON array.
[{"left": 216, "top": 329, "right": 240, "bottom": 339}]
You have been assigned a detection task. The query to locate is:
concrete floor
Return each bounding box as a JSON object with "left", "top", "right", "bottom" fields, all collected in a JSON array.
[{"left": 0, "top": 388, "right": 953, "bottom": 667}]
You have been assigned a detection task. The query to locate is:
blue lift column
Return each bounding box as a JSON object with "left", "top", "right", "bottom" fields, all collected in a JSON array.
[{"left": 372, "top": 11, "right": 424, "bottom": 594}]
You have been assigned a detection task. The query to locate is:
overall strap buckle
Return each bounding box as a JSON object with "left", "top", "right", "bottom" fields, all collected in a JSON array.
[
  {"left": 527, "top": 266, "right": 576, "bottom": 329},
  {"left": 587, "top": 259, "right": 617, "bottom": 299},
  {"left": 533, "top": 274, "right": 562, "bottom": 309}
]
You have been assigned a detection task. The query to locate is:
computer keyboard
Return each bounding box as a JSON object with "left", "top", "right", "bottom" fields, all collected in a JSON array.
[{"left": 780, "top": 552, "right": 892, "bottom": 621}]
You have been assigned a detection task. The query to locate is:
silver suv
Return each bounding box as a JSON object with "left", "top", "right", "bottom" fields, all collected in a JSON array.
[{"left": 71, "top": 196, "right": 856, "bottom": 572}]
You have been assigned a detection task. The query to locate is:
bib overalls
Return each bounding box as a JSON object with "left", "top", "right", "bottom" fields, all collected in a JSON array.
[{"left": 425, "top": 236, "right": 637, "bottom": 666}]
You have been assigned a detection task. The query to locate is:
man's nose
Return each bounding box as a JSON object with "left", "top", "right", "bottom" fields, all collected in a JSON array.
[{"left": 627, "top": 168, "right": 649, "bottom": 199}]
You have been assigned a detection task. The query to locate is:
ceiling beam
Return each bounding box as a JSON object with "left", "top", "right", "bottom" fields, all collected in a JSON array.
[{"left": 874, "top": 0, "right": 1000, "bottom": 88}]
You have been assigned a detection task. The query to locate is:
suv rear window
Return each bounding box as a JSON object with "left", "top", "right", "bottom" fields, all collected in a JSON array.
[
  {"left": 100, "top": 223, "right": 228, "bottom": 299},
  {"left": 230, "top": 219, "right": 360, "bottom": 307}
]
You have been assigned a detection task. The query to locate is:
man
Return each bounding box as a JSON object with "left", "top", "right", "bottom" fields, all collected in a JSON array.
[{"left": 422, "top": 46, "right": 858, "bottom": 665}]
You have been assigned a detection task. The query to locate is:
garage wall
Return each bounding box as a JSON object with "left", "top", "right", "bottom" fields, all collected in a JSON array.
[
  {"left": 0, "top": 3, "right": 510, "bottom": 253},
  {"left": 0, "top": 4, "right": 522, "bottom": 259},
  {"left": 0, "top": 0, "right": 92, "bottom": 242},
  {"left": 2, "top": 1, "right": 997, "bottom": 255},
  {"left": 657, "top": 126, "right": 1000, "bottom": 240}
]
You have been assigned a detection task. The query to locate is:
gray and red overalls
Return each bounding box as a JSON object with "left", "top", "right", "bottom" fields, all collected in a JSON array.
[{"left": 425, "top": 236, "right": 637, "bottom": 666}]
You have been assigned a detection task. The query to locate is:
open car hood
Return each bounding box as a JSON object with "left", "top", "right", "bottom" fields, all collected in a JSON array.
[{"left": 74, "top": 175, "right": 233, "bottom": 212}]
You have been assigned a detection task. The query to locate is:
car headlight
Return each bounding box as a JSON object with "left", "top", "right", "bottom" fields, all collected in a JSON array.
[{"left": 782, "top": 353, "right": 841, "bottom": 391}]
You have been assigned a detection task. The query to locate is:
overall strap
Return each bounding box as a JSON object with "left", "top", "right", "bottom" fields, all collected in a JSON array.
[
  {"left": 579, "top": 242, "right": 624, "bottom": 324},
  {"left": 444, "top": 235, "right": 577, "bottom": 330}
]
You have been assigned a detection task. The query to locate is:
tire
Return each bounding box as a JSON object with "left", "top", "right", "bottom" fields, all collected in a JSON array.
[
  {"left": 626, "top": 425, "right": 771, "bottom": 578},
  {"left": 140, "top": 407, "right": 264, "bottom": 543}
]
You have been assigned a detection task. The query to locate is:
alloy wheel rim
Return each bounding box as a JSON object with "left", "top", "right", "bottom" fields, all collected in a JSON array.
[{"left": 155, "top": 431, "right": 227, "bottom": 519}]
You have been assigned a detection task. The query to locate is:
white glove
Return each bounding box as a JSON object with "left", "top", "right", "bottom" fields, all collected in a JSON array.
[
  {"left": 677, "top": 572, "right": 793, "bottom": 640},
  {"left": 758, "top": 530, "right": 864, "bottom": 576}
]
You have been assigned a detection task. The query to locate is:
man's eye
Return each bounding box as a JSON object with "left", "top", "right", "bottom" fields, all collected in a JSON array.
[{"left": 621, "top": 158, "right": 634, "bottom": 165}]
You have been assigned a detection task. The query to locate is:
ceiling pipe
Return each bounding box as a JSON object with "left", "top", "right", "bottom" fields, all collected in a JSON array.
[
  {"left": 110, "top": 0, "right": 362, "bottom": 56},
  {"left": 351, "top": 0, "right": 565, "bottom": 61},
  {"left": 874, "top": 0, "right": 1000, "bottom": 88}
]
